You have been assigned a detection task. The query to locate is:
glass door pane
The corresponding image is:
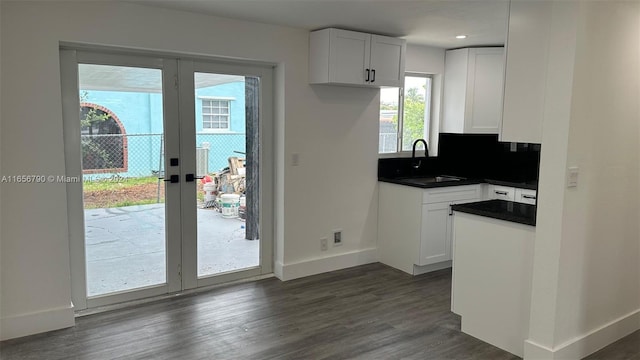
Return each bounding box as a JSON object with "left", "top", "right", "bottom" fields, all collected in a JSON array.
[
  {"left": 193, "top": 72, "right": 260, "bottom": 278},
  {"left": 78, "top": 64, "right": 168, "bottom": 297}
]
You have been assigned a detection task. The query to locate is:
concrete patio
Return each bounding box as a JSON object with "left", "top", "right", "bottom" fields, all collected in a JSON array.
[{"left": 84, "top": 203, "right": 259, "bottom": 297}]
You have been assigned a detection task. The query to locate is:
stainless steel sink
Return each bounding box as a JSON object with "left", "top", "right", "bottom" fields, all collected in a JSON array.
[{"left": 434, "top": 175, "right": 464, "bottom": 182}]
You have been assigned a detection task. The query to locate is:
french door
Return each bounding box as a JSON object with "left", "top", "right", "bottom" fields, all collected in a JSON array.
[{"left": 61, "top": 49, "right": 273, "bottom": 310}]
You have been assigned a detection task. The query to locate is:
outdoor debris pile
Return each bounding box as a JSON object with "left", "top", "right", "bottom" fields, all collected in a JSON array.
[
  {"left": 214, "top": 157, "right": 246, "bottom": 194},
  {"left": 202, "top": 156, "right": 246, "bottom": 219}
]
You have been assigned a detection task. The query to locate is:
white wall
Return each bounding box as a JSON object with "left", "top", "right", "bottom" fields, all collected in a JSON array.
[
  {"left": 0, "top": 0, "right": 4, "bottom": 339},
  {"left": 527, "top": 2, "right": 640, "bottom": 358},
  {"left": 0, "top": 1, "right": 386, "bottom": 339},
  {"left": 405, "top": 44, "right": 445, "bottom": 155}
]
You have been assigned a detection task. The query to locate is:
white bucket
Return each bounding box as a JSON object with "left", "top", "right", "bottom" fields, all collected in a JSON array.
[
  {"left": 221, "top": 194, "right": 240, "bottom": 218},
  {"left": 203, "top": 183, "right": 216, "bottom": 202}
]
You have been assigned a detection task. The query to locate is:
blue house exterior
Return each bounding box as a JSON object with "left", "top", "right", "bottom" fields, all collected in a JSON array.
[{"left": 81, "top": 81, "right": 246, "bottom": 180}]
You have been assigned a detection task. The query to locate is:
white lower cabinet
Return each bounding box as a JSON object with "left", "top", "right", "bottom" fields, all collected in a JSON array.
[
  {"left": 451, "top": 212, "right": 535, "bottom": 357},
  {"left": 515, "top": 188, "right": 537, "bottom": 205},
  {"left": 488, "top": 184, "right": 537, "bottom": 205},
  {"left": 487, "top": 184, "right": 515, "bottom": 201},
  {"left": 378, "top": 182, "right": 481, "bottom": 275},
  {"left": 419, "top": 202, "right": 452, "bottom": 266}
]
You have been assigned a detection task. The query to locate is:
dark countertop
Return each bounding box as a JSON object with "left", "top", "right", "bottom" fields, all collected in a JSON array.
[
  {"left": 378, "top": 177, "right": 483, "bottom": 189},
  {"left": 451, "top": 200, "right": 536, "bottom": 226},
  {"left": 379, "top": 177, "right": 537, "bottom": 190},
  {"left": 484, "top": 178, "right": 537, "bottom": 190}
]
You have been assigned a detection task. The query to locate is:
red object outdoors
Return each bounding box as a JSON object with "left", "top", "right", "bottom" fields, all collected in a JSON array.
[{"left": 201, "top": 175, "right": 213, "bottom": 184}]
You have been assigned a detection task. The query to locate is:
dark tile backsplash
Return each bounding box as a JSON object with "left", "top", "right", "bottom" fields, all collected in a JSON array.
[
  {"left": 437, "top": 133, "right": 500, "bottom": 178},
  {"left": 379, "top": 133, "right": 541, "bottom": 185},
  {"left": 378, "top": 157, "right": 442, "bottom": 178}
]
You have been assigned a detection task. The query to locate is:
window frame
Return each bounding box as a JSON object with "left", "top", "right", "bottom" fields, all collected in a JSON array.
[
  {"left": 200, "top": 97, "right": 233, "bottom": 132},
  {"left": 379, "top": 72, "right": 434, "bottom": 156}
]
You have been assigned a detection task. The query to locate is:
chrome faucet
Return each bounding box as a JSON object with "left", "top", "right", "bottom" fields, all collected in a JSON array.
[{"left": 411, "top": 139, "right": 429, "bottom": 169}]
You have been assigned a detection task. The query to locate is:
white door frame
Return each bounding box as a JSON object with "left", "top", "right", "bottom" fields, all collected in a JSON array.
[
  {"left": 61, "top": 48, "right": 275, "bottom": 310},
  {"left": 179, "top": 60, "right": 274, "bottom": 290}
]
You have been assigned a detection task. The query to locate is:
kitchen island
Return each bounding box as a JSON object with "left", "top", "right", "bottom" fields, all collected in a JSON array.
[{"left": 450, "top": 202, "right": 536, "bottom": 357}]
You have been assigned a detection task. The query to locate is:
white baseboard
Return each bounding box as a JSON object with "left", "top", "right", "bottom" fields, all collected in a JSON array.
[
  {"left": 413, "top": 260, "right": 452, "bottom": 275},
  {"left": 274, "top": 260, "right": 284, "bottom": 279},
  {"left": 0, "top": 303, "right": 75, "bottom": 341},
  {"left": 524, "top": 340, "right": 555, "bottom": 359},
  {"left": 274, "top": 248, "right": 379, "bottom": 281},
  {"left": 524, "top": 308, "right": 640, "bottom": 359}
]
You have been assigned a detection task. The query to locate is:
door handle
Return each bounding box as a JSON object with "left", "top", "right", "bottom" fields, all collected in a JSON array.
[
  {"left": 185, "top": 174, "right": 205, "bottom": 182},
  {"left": 365, "top": 69, "right": 370, "bottom": 82},
  {"left": 371, "top": 69, "right": 376, "bottom": 83},
  {"left": 163, "top": 175, "right": 179, "bottom": 183}
]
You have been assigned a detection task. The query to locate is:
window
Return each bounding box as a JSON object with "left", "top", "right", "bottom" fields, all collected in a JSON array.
[
  {"left": 202, "top": 99, "right": 230, "bottom": 130},
  {"left": 379, "top": 74, "right": 433, "bottom": 153}
]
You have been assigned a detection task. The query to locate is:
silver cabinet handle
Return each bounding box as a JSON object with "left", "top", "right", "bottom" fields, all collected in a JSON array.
[
  {"left": 522, "top": 194, "right": 536, "bottom": 199},
  {"left": 495, "top": 191, "right": 508, "bottom": 195}
]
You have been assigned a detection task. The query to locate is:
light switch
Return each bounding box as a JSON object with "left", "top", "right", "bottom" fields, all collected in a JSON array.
[
  {"left": 291, "top": 153, "right": 300, "bottom": 166},
  {"left": 567, "top": 166, "right": 579, "bottom": 188}
]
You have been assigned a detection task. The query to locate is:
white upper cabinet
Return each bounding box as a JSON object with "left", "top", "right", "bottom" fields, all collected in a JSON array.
[
  {"left": 442, "top": 47, "right": 505, "bottom": 134},
  {"left": 500, "top": 1, "right": 552, "bottom": 144},
  {"left": 369, "top": 35, "right": 405, "bottom": 86},
  {"left": 309, "top": 28, "right": 406, "bottom": 87}
]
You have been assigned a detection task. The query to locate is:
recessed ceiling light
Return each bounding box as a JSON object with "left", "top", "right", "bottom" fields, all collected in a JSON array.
[{"left": 456, "top": 35, "right": 467, "bottom": 39}]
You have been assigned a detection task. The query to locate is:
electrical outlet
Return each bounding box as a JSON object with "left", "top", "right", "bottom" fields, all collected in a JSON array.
[
  {"left": 320, "top": 238, "right": 328, "bottom": 251},
  {"left": 333, "top": 230, "right": 342, "bottom": 246},
  {"left": 567, "top": 166, "right": 579, "bottom": 188}
]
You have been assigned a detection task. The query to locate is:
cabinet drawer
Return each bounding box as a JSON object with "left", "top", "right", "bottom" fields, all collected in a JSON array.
[
  {"left": 515, "top": 188, "right": 537, "bottom": 205},
  {"left": 488, "top": 185, "right": 515, "bottom": 201},
  {"left": 423, "top": 185, "right": 481, "bottom": 204}
]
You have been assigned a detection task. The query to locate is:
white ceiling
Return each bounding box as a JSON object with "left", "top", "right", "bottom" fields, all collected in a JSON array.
[
  {"left": 79, "top": 64, "right": 244, "bottom": 92},
  {"left": 132, "top": 0, "right": 509, "bottom": 49}
]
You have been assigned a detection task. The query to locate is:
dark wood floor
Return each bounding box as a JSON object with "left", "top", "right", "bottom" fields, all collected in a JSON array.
[
  {"left": 0, "top": 263, "right": 636, "bottom": 359},
  {"left": 585, "top": 329, "right": 640, "bottom": 360}
]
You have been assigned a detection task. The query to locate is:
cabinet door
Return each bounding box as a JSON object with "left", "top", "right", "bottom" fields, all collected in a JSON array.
[
  {"left": 328, "top": 29, "right": 370, "bottom": 85},
  {"left": 442, "top": 48, "right": 469, "bottom": 133},
  {"left": 369, "top": 35, "right": 405, "bottom": 87},
  {"left": 419, "top": 202, "right": 452, "bottom": 266},
  {"left": 501, "top": 1, "right": 552, "bottom": 143},
  {"left": 464, "top": 48, "right": 504, "bottom": 134}
]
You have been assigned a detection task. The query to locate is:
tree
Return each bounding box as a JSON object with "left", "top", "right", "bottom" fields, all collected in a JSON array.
[
  {"left": 380, "top": 103, "right": 398, "bottom": 111},
  {"left": 402, "top": 87, "right": 426, "bottom": 149},
  {"left": 80, "top": 92, "right": 114, "bottom": 170},
  {"left": 80, "top": 91, "right": 109, "bottom": 134}
]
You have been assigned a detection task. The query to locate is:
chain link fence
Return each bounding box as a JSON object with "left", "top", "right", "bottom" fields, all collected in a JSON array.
[{"left": 81, "top": 133, "right": 246, "bottom": 180}]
